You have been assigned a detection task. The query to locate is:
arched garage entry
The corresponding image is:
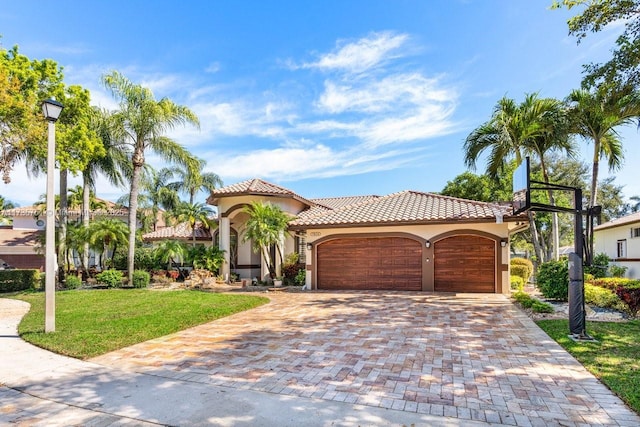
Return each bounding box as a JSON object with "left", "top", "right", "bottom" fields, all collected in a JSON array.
[
  {"left": 316, "top": 235, "right": 423, "bottom": 290},
  {"left": 433, "top": 234, "right": 496, "bottom": 293}
]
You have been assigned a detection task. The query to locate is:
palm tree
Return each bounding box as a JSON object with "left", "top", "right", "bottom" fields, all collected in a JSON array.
[
  {"left": 241, "top": 201, "right": 290, "bottom": 279},
  {"left": 0, "top": 196, "right": 15, "bottom": 225},
  {"left": 567, "top": 86, "right": 640, "bottom": 208},
  {"left": 142, "top": 167, "right": 180, "bottom": 231},
  {"left": 172, "top": 201, "right": 216, "bottom": 244},
  {"left": 102, "top": 71, "right": 199, "bottom": 285},
  {"left": 86, "top": 218, "right": 129, "bottom": 270},
  {"left": 630, "top": 195, "right": 640, "bottom": 213},
  {"left": 464, "top": 94, "right": 573, "bottom": 262},
  {"left": 154, "top": 239, "right": 187, "bottom": 272},
  {"left": 169, "top": 158, "right": 222, "bottom": 204}
]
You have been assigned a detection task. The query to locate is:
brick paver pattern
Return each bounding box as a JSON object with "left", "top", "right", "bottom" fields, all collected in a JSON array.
[{"left": 92, "top": 292, "right": 639, "bottom": 426}]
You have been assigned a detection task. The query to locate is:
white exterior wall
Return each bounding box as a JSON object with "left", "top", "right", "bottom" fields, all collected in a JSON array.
[
  {"left": 12, "top": 217, "right": 42, "bottom": 230},
  {"left": 594, "top": 225, "right": 640, "bottom": 279}
]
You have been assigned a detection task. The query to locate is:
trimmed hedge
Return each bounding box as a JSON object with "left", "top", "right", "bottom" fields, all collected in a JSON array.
[
  {"left": 588, "top": 277, "right": 640, "bottom": 291},
  {"left": 0, "top": 269, "right": 40, "bottom": 293},
  {"left": 616, "top": 283, "right": 640, "bottom": 317},
  {"left": 132, "top": 270, "right": 150, "bottom": 288},
  {"left": 511, "top": 291, "right": 555, "bottom": 313},
  {"left": 536, "top": 260, "right": 568, "bottom": 301},
  {"left": 65, "top": 275, "right": 82, "bottom": 289},
  {"left": 96, "top": 269, "right": 124, "bottom": 288},
  {"left": 510, "top": 275, "right": 524, "bottom": 291},
  {"left": 510, "top": 258, "right": 533, "bottom": 282},
  {"left": 584, "top": 283, "right": 625, "bottom": 310}
]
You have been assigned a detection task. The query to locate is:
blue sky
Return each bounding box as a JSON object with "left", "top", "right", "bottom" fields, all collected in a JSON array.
[{"left": 1, "top": 0, "right": 638, "bottom": 207}]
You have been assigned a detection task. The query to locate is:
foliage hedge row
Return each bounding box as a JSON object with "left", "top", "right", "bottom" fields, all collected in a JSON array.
[
  {"left": 588, "top": 277, "right": 640, "bottom": 291},
  {"left": 510, "top": 275, "right": 524, "bottom": 291},
  {"left": 510, "top": 258, "right": 533, "bottom": 282},
  {"left": 0, "top": 270, "right": 40, "bottom": 293},
  {"left": 536, "top": 260, "right": 569, "bottom": 301},
  {"left": 512, "top": 291, "right": 554, "bottom": 313}
]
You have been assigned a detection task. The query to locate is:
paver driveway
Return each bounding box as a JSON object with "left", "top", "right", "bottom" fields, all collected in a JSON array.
[{"left": 92, "top": 291, "right": 639, "bottom": 426}]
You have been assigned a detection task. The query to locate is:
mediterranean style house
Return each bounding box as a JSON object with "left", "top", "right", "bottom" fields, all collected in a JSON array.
[
  {"left": 594, "top": 211, "right": 640, "bottom": 279},
  {"left": 206, "top": 179, "right": 527, "bottom": 293}
]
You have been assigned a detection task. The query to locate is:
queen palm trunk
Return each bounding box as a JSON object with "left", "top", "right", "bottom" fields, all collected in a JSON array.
[
  {"left": 127, "top": 151, "right": 144, "bottom": 285},
  {"left": 81, "top": 175, "right": 91, "bottom": 273}
]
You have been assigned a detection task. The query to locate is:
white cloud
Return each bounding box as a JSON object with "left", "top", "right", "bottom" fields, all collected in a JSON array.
[
  {"left": 298, "top": 31, "right": 409, "bottom": 74},
  {"left": 205, "top": 62, "right": 221, "bottom": 73}
]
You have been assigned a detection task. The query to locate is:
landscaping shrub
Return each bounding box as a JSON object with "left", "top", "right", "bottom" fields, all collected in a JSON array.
[
  {"left": 294, "top": 268, "right": 306, "bottom": 286},
  {"left": 510, "top": 275, "right": 524, "bottom": 291},
  {"left": 584, "top": 283, "right": 621, "bottom": 309},
  {"left": 615, "top": 283, "right": 640, "bottom": 317},
  {"left": 132, "top": 270, "right": 150, "bottom": 288},
  {"left": 113, "top": 246, "right": 160, "bottom": 271},
  {"left": 531, "top": 300, "right": 554, "bottom": 313},
  {"left": 588, "top": 277, "right": 639, "bottom": 291},
  {"left": 65, "top": 275, "right": 82, "bottom": 290},
  {"left": 584, "top": 253, "right": 610, "bottom": 278},
  {"left": 96, "top": 269, "right": 124, "bottom": 288},
  {"left": 536, "top": 260, "right": 568, "bottom": 301},
  {"left": 512, "top": 291, "right": 534, "bottom": 308},
  {"left": 510, "top": 257, "right": 533, "bottom": 282},
  {"left": 609, "top": 264, "right": 628, "bottom": 278},
  {"left": 0, "top": 269, "right": 40, "bottom": 292}
]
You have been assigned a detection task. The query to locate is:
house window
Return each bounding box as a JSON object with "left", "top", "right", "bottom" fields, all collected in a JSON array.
[
  {"left": 632, "top": 227, "right": 640, "bottom": 238},
  {"left": 295, "top": 234, "right": 307, "bottom": 264},
  {"left": 617, "top": 240, "right": 627, "bottom": 258}
]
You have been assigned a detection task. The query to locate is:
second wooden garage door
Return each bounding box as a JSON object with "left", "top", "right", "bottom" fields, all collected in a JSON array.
[
  {"left": 317, "top": 237, "right": 422, "bottom": 290},
  {"left": 434, "top": 235, "right": 495, "bottom": 293}
]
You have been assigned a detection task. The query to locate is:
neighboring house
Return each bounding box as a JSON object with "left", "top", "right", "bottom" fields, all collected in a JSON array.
[
  {"left": 142, "top": 221, "right": 214, "bottom": 244},
  {"left": 207, "top": 178, "right": 527, "bottom": 294},
  {"left": 0, "top": 202, "right": 129, "bottom": 271},
  {"left": 594, "top": 211, "right": 640, "bottom": 279}
]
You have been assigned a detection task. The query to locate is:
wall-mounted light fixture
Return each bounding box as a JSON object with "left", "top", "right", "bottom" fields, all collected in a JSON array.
[
  {"left": 425, "top": 240, "right": 431, "bottom": 248},
  {"left": 500, "top": 239, "right": 508, "bottom": 247},
  {"left": 306, "top": 243, "right": 313, "bottom": 250}
]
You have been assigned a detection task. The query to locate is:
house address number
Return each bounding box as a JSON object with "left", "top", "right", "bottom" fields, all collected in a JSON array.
[{"left": 309, "top": 232, "right": 322, "bottom": 237}]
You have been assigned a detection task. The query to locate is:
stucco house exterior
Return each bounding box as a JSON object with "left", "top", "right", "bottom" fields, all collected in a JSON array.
[
  {"left": 207, "top": 178, "right": 527, "bottom": 293},
  {"left": 593, "top": 211, "right": 640, "bottom": 279}
]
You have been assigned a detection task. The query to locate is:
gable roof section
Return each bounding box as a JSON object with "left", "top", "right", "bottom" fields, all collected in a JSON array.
[
  {"left": 207, "top": 178, "right": 314, "bottom": 207},
  {"left": 1, "top": 201, "right": 128, "bottom": 218},
  {"left": 0, "top": 227, "right": 42, "bottom": 248},
  {"left": 290, "top": 191, "right": 515, "bottom": 228},
  {"left": 142, "top": 222, "right": 212, "bottom": 241},
  {"left": 311, "top": 195, "right": 379, "bottom": 210},
  {"left": 594, "top": 211, "right": 640, "bottom": 232}
]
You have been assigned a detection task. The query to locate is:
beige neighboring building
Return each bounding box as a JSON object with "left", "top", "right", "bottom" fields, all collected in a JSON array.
[
  {"left": 207, "top": 178, "right": 528, "bottom": 293},
  {"left": 594, "top": 211, "right": 640, "bottom": 279}
]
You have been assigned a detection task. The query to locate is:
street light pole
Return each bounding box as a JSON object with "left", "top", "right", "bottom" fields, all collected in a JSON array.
[{"left": 41, "top": 98, "right": 63, "bottom": 333}]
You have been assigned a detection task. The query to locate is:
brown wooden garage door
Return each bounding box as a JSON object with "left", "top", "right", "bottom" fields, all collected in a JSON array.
[
  {"left": 434, "top": 235, "right": 495, "bottom": 293},
  {"left": 317, "top": 237, "right": 422, "bottom": 290}
]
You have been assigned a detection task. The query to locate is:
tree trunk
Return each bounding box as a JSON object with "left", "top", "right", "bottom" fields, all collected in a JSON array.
[
  {"left": 527, "top": 211, "right": 543, "bottom": 266},
  {"left": 58, "top": 169, "right": 68, "bottom": 285},
  {"left": 590, "top": 137, "right": 601, "bottom": 208},
  {"left": 81, "top": 174, "right": 91, "bottom": 273},
  {"left": 127, "top": 149, "right": 144, "bottom": 286}
]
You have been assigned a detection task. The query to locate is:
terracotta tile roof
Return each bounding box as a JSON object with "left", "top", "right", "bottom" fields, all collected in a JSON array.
[
  {"left": 311, "top": 195, "right": 379, "bottom": 210},
  {"left": 594, "top": 211, "right": 640, "bottom": 231},
  {"left": 1, "top": 203, "right": 128, "bottom": 218},
  {"left": 290, "top": 191, "right": 514, "bottom": 228},
  {"left": 0, "top": 228, "right": 42, "bottom": 247},
  {"left": 142, "top": 222, "right": 213, "bottom": 241},
  {"left": 206, "top": 178, "right": 313, "bottom": 207}
]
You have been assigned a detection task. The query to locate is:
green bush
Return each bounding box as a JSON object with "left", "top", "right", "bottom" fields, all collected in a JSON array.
[
  {"left": 65, "top": 275, "right": 82, "bottom": 289},
  {"left": 132, "top": 270, "right": 150, "bottom": 288},
  {"left": 510, "top": 258, "right": 533, "bottom": 282},
  {"left": 584, "top": 283, "right": 626, "bottom": 311},
  {"left": 609, "top": 264, "right": 628, "bottom": 278},
  {"left": 512, "top": 291, "right": 534, "bottom": 308},
  {"left": 536, "top": 260, "right": 568, "bottom": 301},
  {"left": 584, "top": 273, "right": 594, "bottom": 281},
  {"left": 294, "top": 268, "right": 306, "bottom": 286},
  {"left": 531, "top": 300, "right": 554, "bottom": 313},
  {"left": 584, "top": 253, "right": 610, "bottom": 278},
  {"left": 96, "top": 269, "right": 124, "bottom": 288},
  {"left": 510, "top": 275, "right": 524, "bottom": 291},
  {"left": 0, "top": 269, "right": 40, "bottom": 292},
  {"left": 113, "top": 246, "right": 161, "bottom": 271}
]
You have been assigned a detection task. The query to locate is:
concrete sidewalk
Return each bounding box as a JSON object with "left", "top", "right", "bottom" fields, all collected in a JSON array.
[{"left": 0, "top": 298, "right": 490, "bottom": 426}]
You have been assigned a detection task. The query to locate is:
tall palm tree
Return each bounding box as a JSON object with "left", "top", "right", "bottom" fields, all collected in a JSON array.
[
  {"left": 86, "top": 218, "right": 129, "bottom": 270},
  {"left": 567, "top": 86, "right": 640, "bottom": 208},
  {"left": 464, "top": 94, "right": 573, "bottom": 262},
  {"left": 630, "top": 195, "right": 640, "bottom": 213},
  {"left": 241, "top": 201, "right": 290, "bottom": 279},
  {"left": 102, "top": 71, "right": 199, "bottom": 285},
  {"left": 142, "top": 167, "right": 180, "bottom": 231},
  {"left": 168, "top": 158, "right": 222, "bottom": 204},
  {"left": 172, "top": 201, "right": 216, "bottom": 245}
]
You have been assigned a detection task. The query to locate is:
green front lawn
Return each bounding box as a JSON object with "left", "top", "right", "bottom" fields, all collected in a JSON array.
[
  {"left": 12, "top": 289, "right": 268, "bottom": 359},
  {"left": 536, "top": 319, "right": 640, "bottom": 415}
]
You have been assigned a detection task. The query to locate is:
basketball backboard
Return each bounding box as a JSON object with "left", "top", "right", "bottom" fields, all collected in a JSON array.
[{"left": 512, "top": 157, "right": 530, "bottom": 214}]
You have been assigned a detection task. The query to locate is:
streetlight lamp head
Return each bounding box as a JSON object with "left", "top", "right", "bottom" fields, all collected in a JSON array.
[{"left": 41, "top": 98, "right": 64, "bottom": 122}]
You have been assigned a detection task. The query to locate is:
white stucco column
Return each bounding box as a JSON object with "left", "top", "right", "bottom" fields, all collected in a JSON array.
[{"left": 220, "top": 216, "right": 231, "bottom": 280}]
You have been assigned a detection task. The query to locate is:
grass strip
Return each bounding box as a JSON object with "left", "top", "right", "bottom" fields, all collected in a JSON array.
[
  {"left": 12, "top": 289, "right": 268, "bottom": 359},
  {"left": 536, "top": 319, "right": 640, "bottom": 415}
]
